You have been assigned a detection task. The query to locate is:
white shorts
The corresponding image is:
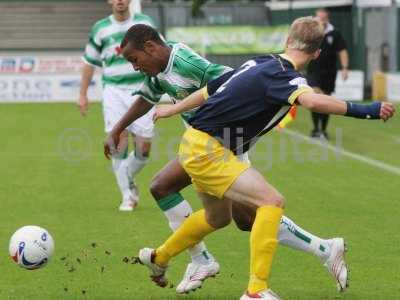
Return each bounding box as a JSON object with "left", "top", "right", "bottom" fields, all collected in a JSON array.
[{"left": 102, "top": 85, "right": 155, "bottom": 138}]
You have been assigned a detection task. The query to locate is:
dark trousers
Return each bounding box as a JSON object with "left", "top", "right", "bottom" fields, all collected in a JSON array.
[
  {"left": 307, "top": 73, "right": 336, "bottom": 134},
  {"left": 311, "top": 112, "right": 330, "bottom": 132}
]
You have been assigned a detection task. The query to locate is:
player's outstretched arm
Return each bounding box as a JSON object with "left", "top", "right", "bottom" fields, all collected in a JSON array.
[
  {"left": 153, "top": 88, "right": 206, "bottom": 121},
  {"left": 103, "top": 97, "right": 154, "bottom": 159},
  {"left": 297, "top": 92, "right": 395, "bottom": 121}
]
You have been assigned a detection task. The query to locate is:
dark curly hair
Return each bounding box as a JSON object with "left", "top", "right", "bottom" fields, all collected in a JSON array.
[{"left": 121, "top": 24, "right": 164, "bottom": 49}]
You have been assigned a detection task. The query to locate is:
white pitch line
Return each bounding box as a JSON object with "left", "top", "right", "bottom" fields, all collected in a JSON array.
[{"left": 283, "top": 129, "right": 400, "bottom": 176}]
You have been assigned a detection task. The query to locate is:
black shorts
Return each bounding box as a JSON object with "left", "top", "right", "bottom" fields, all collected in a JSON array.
[{"left": 307, "top": 72, "right": 337, "bottom": 95}]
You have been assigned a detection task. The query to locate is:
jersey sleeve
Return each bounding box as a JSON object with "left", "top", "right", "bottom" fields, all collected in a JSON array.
[
  {"left": 266, "top": 72, "right": 313, "bottom": 105},
  {"left": 132, "top": 76, "right": 164, "bottom": 104},
  {"left": 82, "top": 24, "right": 102, "bottom": 67},
  {"left": 334, "top": 30, "right": 347, "bottom": 52},
  {"left": 202, "top": 64, "right": 233, "bottom": 87},
  {"left": 205, "top": 69, "right": 236, "bottom": 98},
  {"left": 174, "top": 44, "right": 230, "bottom": 89}
]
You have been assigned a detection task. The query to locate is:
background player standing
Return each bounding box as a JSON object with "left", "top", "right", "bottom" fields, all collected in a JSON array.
[
  {"left": 307, "top": 8, "right": 350, "bottom": 139},
  {"left": 78, "top": 0, "right": 156, "bottom": 211}
]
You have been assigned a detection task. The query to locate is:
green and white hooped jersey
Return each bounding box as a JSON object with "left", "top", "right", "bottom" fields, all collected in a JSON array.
[
  {"left": 134, "top": 42, "right": 231, "bottom": 122},
  {"left": 83, "top": 13, "right": 155, "bottom": 89}
]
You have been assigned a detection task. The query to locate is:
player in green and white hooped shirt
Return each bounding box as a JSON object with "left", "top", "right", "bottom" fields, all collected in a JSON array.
[
  {"left": 104, "top": 24, "right": 348, "bottom": 293},
  {"left": 79, "top": 0, "right": 156, "bottom": 212}
]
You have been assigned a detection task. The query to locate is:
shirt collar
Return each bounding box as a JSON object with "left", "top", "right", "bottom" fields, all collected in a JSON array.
[
  {"left": 110, "top": 14, "right": 132, "bottom": 25},
  {"left": 325, "top": 23, "right": 334, "bottom": 34},
  {"left": 279, "top": 53, "right": 298, "bottom": 71},
  {"left": 161, "top": 43, "right": 179, "bottom": 75}
]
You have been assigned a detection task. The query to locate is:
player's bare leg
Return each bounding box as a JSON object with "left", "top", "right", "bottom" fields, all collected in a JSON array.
[
  {"left": 150, "top": 158, "right": 220, "bottom": 293},
  {"left": 125, "top": 134, "right": 152, "bottom": 203}
]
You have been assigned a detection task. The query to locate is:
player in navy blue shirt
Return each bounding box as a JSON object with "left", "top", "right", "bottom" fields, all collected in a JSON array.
[
  {"left": 138, "top": 17, "right": 395, "bottom": 300},
  {"left": 190, "top": 55, "right": 311, "bottom": 155}
]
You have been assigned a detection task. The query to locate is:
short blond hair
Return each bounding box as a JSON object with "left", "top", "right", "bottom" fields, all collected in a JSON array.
[{"left": 287, "top": 16, "right": 324, "bottom": 53}]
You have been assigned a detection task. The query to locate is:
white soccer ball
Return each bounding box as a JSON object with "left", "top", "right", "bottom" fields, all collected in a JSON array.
[{"left": 9, "top": 225, "right": 55, "bottom": 270}]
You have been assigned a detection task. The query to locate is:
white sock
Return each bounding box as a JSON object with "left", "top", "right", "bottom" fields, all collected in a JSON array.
[
  {"left": 279, "top": 215, "right": 330, "bottom": 261},
  {"left": 126, "top": 151, "right": 148, "bottom": 179},
  {"left": 158, "top": 192, "right": 215, "bottom": 265},
  {"left": 111, "top": 156, "right": 131, "bottom": 201}
]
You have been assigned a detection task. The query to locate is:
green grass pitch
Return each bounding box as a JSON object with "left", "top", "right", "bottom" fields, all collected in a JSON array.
[{"left": 0, "top": 103, "right": 399, "bottom": 300}]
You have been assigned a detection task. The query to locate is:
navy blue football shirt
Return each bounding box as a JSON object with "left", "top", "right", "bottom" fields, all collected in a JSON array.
[{"left": 189, "top": 54, "right": 313, "bottom": 154}]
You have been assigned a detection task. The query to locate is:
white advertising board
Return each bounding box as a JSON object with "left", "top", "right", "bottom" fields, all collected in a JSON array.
[
  {"left": 0, "top": 74, "right": 101, "bottom": 103},
  {"left": 0, "top": 54, "right": 102, "bottom": 103},
  {"left": 332, "top": 70, "right": 364, "bottom": 101},
  {"left": 0, "top": 55, "right": 83, "bottom": 74},
  {"left": 386, "top": 73, "right": 400, "bottom": 102},
  {"left": 356, "top": 0, "right": 392, "bottom": 7}
]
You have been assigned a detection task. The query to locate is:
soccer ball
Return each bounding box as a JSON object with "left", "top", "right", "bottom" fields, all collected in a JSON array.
[{"left": 9, "top": 225, "right": 55, "bottom": 270}]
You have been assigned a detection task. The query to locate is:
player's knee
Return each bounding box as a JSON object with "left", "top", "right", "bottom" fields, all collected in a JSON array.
[
  {"left": 138, "top": 149, "right": 151, "bottom": 158},
  {"left": 260, "top": 194, "right": 285, "bottom": 208},
  {"left": 270, "top": 194, "right": 285, "bottom": 208},
  {"left": 149, "top": 175, "right": 173, "bottom": 201},
  {"left": 120, "top": 130, "right": 129, "bottom": 139},
  {"left": 206, "top": 213, "right": 231, "bottom": 229},
  {"left": 141, "top": 144, "right": 151, "bottom": 158},
  {"left": 150, "top": 177, "right": 166, "bottom": 200},
  {"left": 136, "top": 144, "right": 151, "bottom": 158}
]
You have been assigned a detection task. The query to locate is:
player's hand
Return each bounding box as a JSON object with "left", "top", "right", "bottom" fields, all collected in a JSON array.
[
  {"left": 78, "top": 94, "right": 89, "bottom": 116},
  {"left": 103, "top": 131, "right": 119, "bottom": 160},
  {"left": 341, "top": 68, "right": 349, "bottom": 81},
  {"left": 153, "top": 104, "right": 177, "bottom": 122},
  {"left": 380, "top": 102, "right": 395, "bottom": 121}
]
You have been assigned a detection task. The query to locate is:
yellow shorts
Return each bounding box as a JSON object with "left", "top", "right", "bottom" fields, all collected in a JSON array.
[{"left": 178, "top": 127, "right": 250, "bottom": 199}]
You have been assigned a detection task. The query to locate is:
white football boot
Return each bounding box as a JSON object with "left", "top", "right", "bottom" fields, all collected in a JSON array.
[
  {"left": 118, "top": 192, "right": 138, "bottom": 212},
  {"left": 240, "top": 289, "right": 281, "bottom": 300},
  {"left": 137, "top": 248, "right": 168, "bottom": 287},
  {"left": 176, "top": 261, "right": 220, "bottom": 294},
  {"left": 324, "top": 237, "right": 349, "bottom": 292}
]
